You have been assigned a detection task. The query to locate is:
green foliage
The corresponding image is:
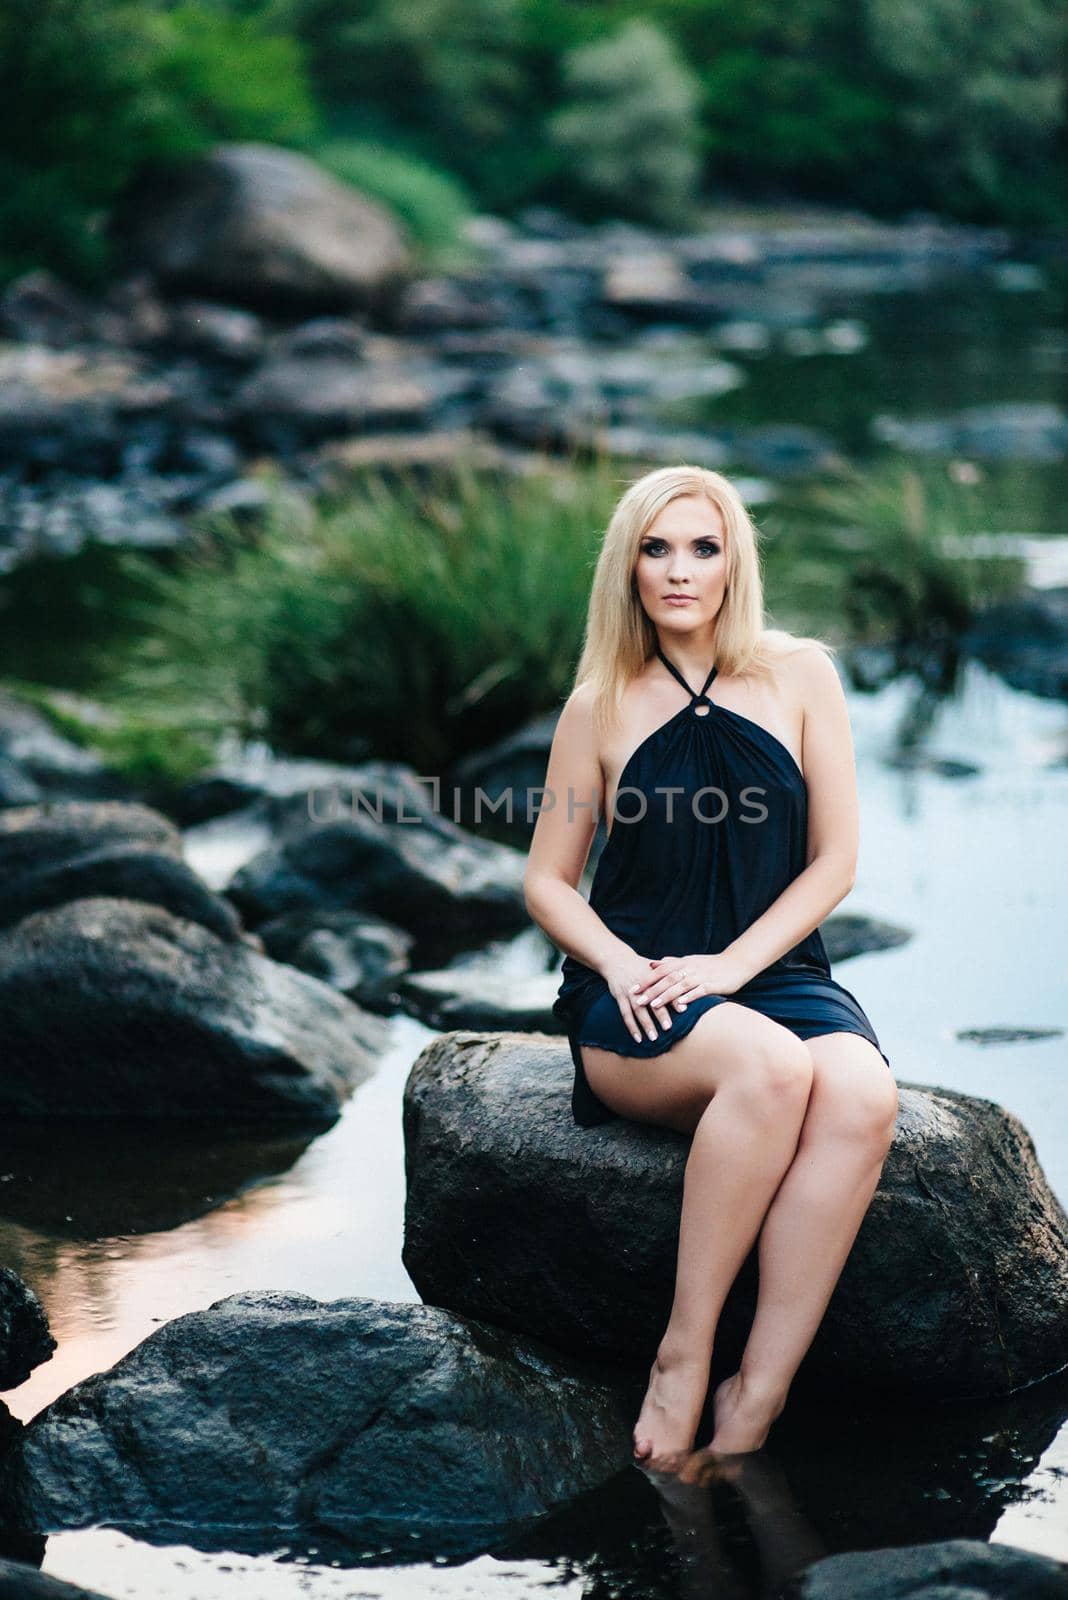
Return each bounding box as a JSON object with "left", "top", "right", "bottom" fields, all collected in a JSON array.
[
  {"left": 271, "top": 0, "right": 530, "bottom": 199},
  {"left": 146, "top": 4, "right": 319, "bottom": 148},
  {"left": 763, "top": 459, "right": 1027, "bottom": 647},
  {"left": 0, "top": 0, "right": 318, "bottom": 288},
  {"left": 545, "top": 18, "right": 704, "bottom": 226},
  {"left": 649, "top": 0, "right": 895, "bottom": 185},
  {"left": 863, "top": 0, "right": 1067, "bottom": 224},
  {"left": 312, "top": 138, "right": 475, "bottom": 264},
  {"left": 84, "top": 457, "right": 617, "bottom": 781}
]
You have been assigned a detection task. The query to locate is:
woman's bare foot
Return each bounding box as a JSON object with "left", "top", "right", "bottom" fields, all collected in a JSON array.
[
  {"left": 632, "top": 1344, "right": 711, "bottom": 1469},
  {"left": 706, "top": 1371, "right": 787, "bottom": 1455}
]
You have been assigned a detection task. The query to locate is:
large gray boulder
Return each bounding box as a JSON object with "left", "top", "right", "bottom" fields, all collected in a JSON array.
[
  {"left": 0, "top": 1292, "right": 632, "bottom": 1555},
  {"left": 227, "top": 764, "right": 529, "bottom": 947},
  {"left": 0, "top": 897, "right": 388, "bottom": 1120},
  {"left": 109, "top": 143, "right": 413, "bottom": 314},
  {"left": 0, "top": 801, "right": 243, "bottom": 941},
  {"left": 787, "top": 1538, "right": 1068, "bottom": 1599},
  {"left": 402, "top": 1032, "right": 1068, "bottom": 1398}
]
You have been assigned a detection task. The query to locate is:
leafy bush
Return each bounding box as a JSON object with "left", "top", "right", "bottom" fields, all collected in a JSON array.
[
  {"left": 312, "top": 138, "right": 476, "bottom": 264},
  {"left": 762, "top": 459, "right": 1027, "bottom": 649},
  {"left": 545, "top": 18, "right": 704, "bottom": 226},
  {"left": 864, "top": 0, "right": 1067, "bottom": 223},
  {"left": 0, "top": 0, "right": 318, "bottom": 288},
  {"left": 273, "top": 0, "right": 529, "bottom": 199},
  {"left": 84, "top": 456, "right": 619, "bottom": 781}
]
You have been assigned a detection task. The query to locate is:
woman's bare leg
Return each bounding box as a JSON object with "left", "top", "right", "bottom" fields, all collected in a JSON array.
[
  {"left": 580, "top": 1005, "right": 815, "bottom": 1470},
  {"left": 707, "top": 1033, "right": 899, "bottom": 1455}
]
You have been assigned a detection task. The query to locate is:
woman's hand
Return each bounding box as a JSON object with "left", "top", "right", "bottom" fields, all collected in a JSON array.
[
  {"left": 600, "top": 949, "right": 679, "bottom": 1042},
  {"left": 630, "top": 952, "right": 749, "bottom": 1015}
]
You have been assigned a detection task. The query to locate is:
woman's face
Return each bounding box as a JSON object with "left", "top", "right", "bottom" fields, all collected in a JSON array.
[{"left": 633, "top": 494, "right": 728, "bottom": 633}]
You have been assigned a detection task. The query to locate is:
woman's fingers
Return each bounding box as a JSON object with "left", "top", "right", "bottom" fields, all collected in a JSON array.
[
  {"left": 616, "top": 993, "right": 644, "bottom": 1043},
  {"left": 633, "top": 964, "right": 692, "bottom": 1008}
]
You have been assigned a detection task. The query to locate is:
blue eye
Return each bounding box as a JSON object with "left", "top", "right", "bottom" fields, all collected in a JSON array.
[{"left": 641, "top": 540, "right": 720, "bottom": 556}]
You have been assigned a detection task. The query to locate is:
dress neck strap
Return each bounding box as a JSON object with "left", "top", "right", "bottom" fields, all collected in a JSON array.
[{"left": 655, "top": 642, "right": 718, "bottom": 703}]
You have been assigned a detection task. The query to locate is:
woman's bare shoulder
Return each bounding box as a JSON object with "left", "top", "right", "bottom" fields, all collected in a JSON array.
[{"left": 761, "top": 633, "right": 838, "bottom": 694}]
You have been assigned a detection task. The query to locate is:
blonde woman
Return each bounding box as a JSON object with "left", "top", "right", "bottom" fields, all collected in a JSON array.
[{"left": 523, "top": 465, "right": 897, "bottom": 1472}]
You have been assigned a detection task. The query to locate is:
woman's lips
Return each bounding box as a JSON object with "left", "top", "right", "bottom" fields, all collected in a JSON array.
[{"left": 664, "top": 595, "right": 695, "bottom": 606}]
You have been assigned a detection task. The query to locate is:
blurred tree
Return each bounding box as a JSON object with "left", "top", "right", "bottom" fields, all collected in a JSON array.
[
  {"left": 545, "top": 18, "right": 704, "bottom": 225},
  {"left": 641, "top": 0, "right": 896, "bottom": 203},
  {"left": 864, "top": 0, "right": 1067, "bottom": 223},
  {"left": 0, "top": 0, "right": 317, "bottom": 288},
  {"left": 268, "top": 0, "right": 530, "bottom": 197}
]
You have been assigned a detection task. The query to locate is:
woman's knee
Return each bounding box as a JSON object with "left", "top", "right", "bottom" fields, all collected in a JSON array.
[
  {"left": 727, "top": 1029, "right": 814, "bottom": 1118},
  {"left": 806, "top": 1046, "right": 899, "bottom": 1152}
]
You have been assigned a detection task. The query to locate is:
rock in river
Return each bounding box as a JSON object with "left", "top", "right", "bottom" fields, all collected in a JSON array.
[
  {"left": 0, "top": 898, "right": 388, "bottom": 1120},
  {"left": 0, "top": 801, "right": 244, "bottom": 941},
  {"left": 402, "top": 1032, "right": 1068, "bottom": 1399},
  {"left": 0, "top": 1291, "right": 632, "bottom": 1554},
  {"left": 787, "top": 1537, "right": 1068, "bottom": 1599}
]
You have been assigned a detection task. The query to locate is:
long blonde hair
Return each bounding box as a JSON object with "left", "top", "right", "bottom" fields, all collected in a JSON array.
[{"left": 572, "top": 465, "right": 833, "bottom": 739}]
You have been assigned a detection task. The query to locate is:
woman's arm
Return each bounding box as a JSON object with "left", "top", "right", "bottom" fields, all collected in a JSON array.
[
  {"left": 723, "top": 645, "right": 859, "bottom": 984},
  {"left": 523, "top": 685, "right": 634, "bottom": 976}
]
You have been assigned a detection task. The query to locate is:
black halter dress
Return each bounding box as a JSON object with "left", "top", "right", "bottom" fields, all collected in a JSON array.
[{"left": 552, "top": 643, "right": 891, "bottom": 1128}]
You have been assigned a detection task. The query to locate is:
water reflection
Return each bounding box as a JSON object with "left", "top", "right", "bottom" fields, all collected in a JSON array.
[{"left": 0, "top": 1118, "right": 319, "bottom": 1241}]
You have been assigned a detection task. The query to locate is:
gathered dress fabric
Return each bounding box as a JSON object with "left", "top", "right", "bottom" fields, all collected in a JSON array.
[{"left": 553, "top": 645, "right": 891, "bottom": 1129}]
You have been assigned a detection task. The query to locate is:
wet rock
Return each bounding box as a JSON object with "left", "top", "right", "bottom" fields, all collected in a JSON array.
[
  {"left": 0, "top": 758, "right": 40, "bottom": 810},
  {"left": 108, "top": 143, "right": 413, "bottom": 315},
  {"left": 0, "top": 271, "right": 98, "bottom": 348},
  {"left": 150, "top": 773, "right": 266, "bottom": 829},
  {"left": 0, "top": 1558, "right": 110, "bottom": 1599},
  {"left": 448, "top": 709, "right": 562, "bottom": 844},
  {"left": 820, "top": 912, "right": 911, "bottom": 962},
  {"left": 395, "top": 275, "right": 505, "bottom": 332},
  {"left": 962, "top": 584, "right": 1068, "bottom": 700},
  {"left": 873, "top": 402, "right": 1068, "bottom": 462},
  {"left": 397, "top": 968, "right": 560, "bottom": 1031},
  {"left": 0, "top": 694, "right": 132, "bottom": 804},
  {"left": 403, "top": 1033, "right": 1068, "bottom": 1398},
  {"left": 228, "top": 763, "right": 529, "bottom": 947},
  {"left": 787, "top": 1537, "right": 1068, "bottom": 1598},
  {"left": 0, "top": 801, "right": 243, "bottom": 941},
  {"left": 231, "top": 354, "right": 433, "bottom": 449},
  {"left": 0, "top": 346, "right": 171, "bottom": 477},
  {"left": 396, "top": 928, "right": 559, "bottom": 1030},
  {"left": 883, "top": 750, "right": 983, "bottom": 777},
  {"left": 0, "top": 1269, "right": 55, "bottom": 1392},
  {"left": 256, "top": 907, "right": 414, "bottom": 1004},
  {"left": 601, "top": 251, "right": 728, "bottom": 320},
  {"left": 0, "top": 475, "right": 186, "bottom": 570},
  {"left": 165, "top": 300, "right": 267, "bottom": 366},
  {"left": 0, "top": 897, "right": 387, "bottom": 1120},
  {"left": 0, "top": 1292, "right": 632, "bottom": 1552},
  {"left": 957, "top": 1025, "right": 1064, "bottom": 1045}
]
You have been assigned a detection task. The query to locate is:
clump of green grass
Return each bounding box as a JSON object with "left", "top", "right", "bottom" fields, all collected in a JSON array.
[
  {"left": 83, "top": 453, "right": 622, "bottom": 783},
  {"left": 311, "top": 137, "right": 478, "bottom": 267},
  {"left": 761, "top": 458, "right": 1028, "bottom": 647}
]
